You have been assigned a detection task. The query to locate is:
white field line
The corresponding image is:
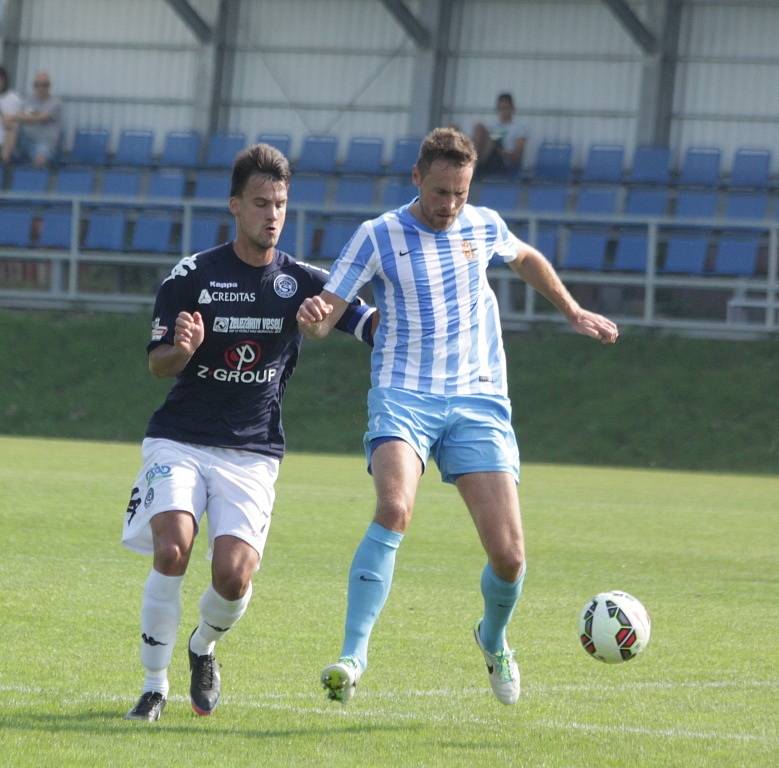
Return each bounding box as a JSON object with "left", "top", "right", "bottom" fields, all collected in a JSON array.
[{"left": 1, "top": 682, "right": 777, "bottom": 745}]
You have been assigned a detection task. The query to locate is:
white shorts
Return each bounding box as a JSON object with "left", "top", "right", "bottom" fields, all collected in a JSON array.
[{"left": 121, "top": 438, "right": 280, "bottom": 561}]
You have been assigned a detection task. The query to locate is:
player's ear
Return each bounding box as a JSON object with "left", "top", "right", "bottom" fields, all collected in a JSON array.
[
  {"left": 228, "top": 196, "right": 239, "bottom": 216},
  {"left": 411, "top": 164, "right": 422, "bottom": 187}
]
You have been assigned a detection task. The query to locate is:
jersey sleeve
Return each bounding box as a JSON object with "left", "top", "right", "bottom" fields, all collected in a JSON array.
[
  {"left": 490, "top": 211, "right": 523, "bottom": 265},
  {"left": 146, "top": 256, "right": 199, "bottom": 352},
  {"left": 323, "top": 222, "right": 378, "bottom": 302}
]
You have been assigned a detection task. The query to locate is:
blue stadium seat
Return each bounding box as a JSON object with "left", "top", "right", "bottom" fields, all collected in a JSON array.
[
  {"left": 625, "top": 188, "right": 668, "bottom": 216},
  {"left": 130, "top": 214, "right": 176, "bottom": 253},
  {"left": 277, "top": 211, "right": 297, "bottom": 254},
  {"left": 675, "top": 190, "right": 717, "bottom": 219},
  {"left": 612, "top": 233, "right": 648, "bottom": 272},
  {"left": 256, "top": 132, "right": 292, "bottom": 157},
  {"left": 296, "top": 135, "right": 338, "bottom": 173},
  {"left": 278, "top": 214, "right": 319, "bottom": 257},
  {"left": 320, "top": 218, "right": 361, "bottom": 261},
  {"left": 189, "top": 215, "right": 225, "bottom": 253},
  {"left": 161, "top": 130, "right": 201, "bottom": 167},
  {"left": 729, "top": 148, "right": 771, "bottom": 188},
  {"left": 193, "top": 171, "right": 230, "bottom": 200},
  {"left": 148, "top": 169, "right": 186, "bottom": 200},
  {"left": 292, "top": 176, "right": 328, "bottom": 205},
  {"left": 70, "top": 128, "right": 110, "bottom": 164},
  {"left": 576, "top": 187, "right": 617, "bottom": 215},
  {"left": 564, "top": 230, "right": 608, "bottom": 270},
  {"left": 114, "top": 130, "right": 154, "bottom": 166},
  {"left": 679, "top": 147, "right": 721, "bottom": 187},
  {"left": 581, "top": 144, "right": 624, "bottom": 183},
  {"left": 84, "top": 211, "right": 126, "bottom": 251},
  {"left": 10, "top": 167, "right": 49, "bottom": 193},
  {"left": 527, "top": 185, "right": 567, "bottom": 213},
  {"left": 382, "top": 179, "right": 416, "bottom": 207},
  {"left": 534, "top": 142, "right": 573, "bottom": 182},
  {"left": 388, "top": 137, "right": 422, "bottom": 175},
  {"left": 661, "top": 235, "right": 708, "bottom": 274},
  {"left": 629, "top": 146, "right": 671, "bottom": 184},
  {"left": 0, "top": 208, "right": 34, "bottom": 246},
  {"left": 38, "top": 210, "right": 73, "bottom": 249},
  {"left": 335, "top": 177, "right": 376, "bottom": 206},
  {"left": 477, "top": 183, "right": 520, "bottom": 212},
  {"left": 102, "top": 169, "right": 141, "bottom": 197},
  {"left": 517, "top": 225, "right": 558, "bottom": 264},
  {"left": 205, "top": 132, "right": 247, "bottom": 168},
  {"left": 342, "top": 137, "right": 384, "bottom": 175},
  {"left": 55, "top": 168, "right": 95, "bottom": 195},
  {"left": 713, "top": 237, "right": 760, "bottom": 276},
  {"left": 724, "top": 192, "right": 768, "bottom": 220}
]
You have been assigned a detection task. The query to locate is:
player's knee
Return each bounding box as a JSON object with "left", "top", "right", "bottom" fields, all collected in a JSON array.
[
  {"left": 153, "top": 540, "right": 191, "bottom": 574},
  {"left": 374, "top": 497, "right": 412, "bottom": 532},
  {"left": 212, "top": 567, "right": 252, "bottom": 601},
  {"left": 493, "top": 549, "right": 525, "bottom": 582}
]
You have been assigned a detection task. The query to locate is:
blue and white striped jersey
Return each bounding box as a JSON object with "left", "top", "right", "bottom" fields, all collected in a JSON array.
[{"left": 324, "top": 201, "right": 521, "bottom": 396}]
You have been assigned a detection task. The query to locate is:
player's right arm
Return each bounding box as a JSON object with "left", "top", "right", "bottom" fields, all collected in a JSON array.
[
  {"left": 148, "top": 311, "right": 204, "bottom": 377},
  {"left": 295, "top": 290, "right": 349, "bottom": 339}
]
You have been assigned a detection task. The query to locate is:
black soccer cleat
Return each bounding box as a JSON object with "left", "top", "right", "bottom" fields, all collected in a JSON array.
[
  {"left": 188, "top": 627, "right": 221, "bottom": 716},
  {"left": 124, "top": 691, "right": 166, "bottom": 721}
]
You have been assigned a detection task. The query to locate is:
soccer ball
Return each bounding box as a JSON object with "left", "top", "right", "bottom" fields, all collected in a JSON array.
[{"left": 578, "top": 590, "right": 651, "bottom": 663}]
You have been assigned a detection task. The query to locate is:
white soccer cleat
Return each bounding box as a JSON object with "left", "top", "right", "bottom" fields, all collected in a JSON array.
[
  {"left": 473, "top": 620, "right": 521, "bottom": 705},
  {"left": 321, "top": 656, "right": 362, "bottom": 705}
]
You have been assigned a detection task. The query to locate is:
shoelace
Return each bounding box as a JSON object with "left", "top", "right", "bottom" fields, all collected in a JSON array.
[
  {"left": 137, "top": 691, "right": 164, "bottom": 713},
  {"left": 194, "top": 655, "right": 216, "bottom": 689},
  {"left": 492, "top": 650, "right": 516, "bottom": 683}
]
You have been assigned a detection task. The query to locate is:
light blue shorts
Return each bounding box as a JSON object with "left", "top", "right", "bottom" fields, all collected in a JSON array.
[{"left": 363, "top": 387, "right": 520, "bottom": 484}]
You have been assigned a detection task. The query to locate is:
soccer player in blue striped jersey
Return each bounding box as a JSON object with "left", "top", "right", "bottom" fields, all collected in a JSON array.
[{"left": 297, "top": 127, "right": 618, "bottom": 706}]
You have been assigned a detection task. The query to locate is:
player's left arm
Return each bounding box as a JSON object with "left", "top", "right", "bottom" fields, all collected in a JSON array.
[{"left": 507, "top": 243, "right": 619, "bottom": 344}]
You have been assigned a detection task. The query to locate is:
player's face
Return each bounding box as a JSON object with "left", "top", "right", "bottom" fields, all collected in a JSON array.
[
  {"left": 412, "top": 160, "right": 473, "bottom": 231},
  {"left": 496, "top": 97, "right": 514, "bottom": 123},
  {"left": 230, "top": 174, "right": 288, "bottom": 252}
]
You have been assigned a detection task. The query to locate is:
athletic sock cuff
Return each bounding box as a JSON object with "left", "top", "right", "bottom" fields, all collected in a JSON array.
[{"left": 365, "top": 521, "right": 404, "bottom": 549}]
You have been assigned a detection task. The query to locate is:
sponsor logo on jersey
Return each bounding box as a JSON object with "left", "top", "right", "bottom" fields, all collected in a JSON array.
[
  {"left": 199, "top": 288, "right": 256, "bottom": 304},
  {"left": 196, "top": 340, "right": 278, "bottom": 383},
  {"left": 162, "top": 254, "right": 198, "bottom": 284},
  {"left": 213, "top": 316, "right": 284, "bottom": 333},
  {"left": 273, "top": 274, "right": 298, "bottom": 298},
  {"left": 150, "top": 317, "right": 168, "bottom": 341},
  {"left": 145, "top": 463, "right": 172, "bottom": 485}
]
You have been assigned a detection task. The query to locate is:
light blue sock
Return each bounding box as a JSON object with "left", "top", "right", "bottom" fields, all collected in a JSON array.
[
  {"left": 479, "top": 562, "right": 526, "bottom": 653},
  {"left": 340, "top": 522, "right": 404, "bottom": 670}
]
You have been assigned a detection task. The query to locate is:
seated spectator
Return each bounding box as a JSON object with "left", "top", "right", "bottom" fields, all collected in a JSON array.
[
  {"left": 471, "top": 92, "right": 527, "bottom": 179},
  {"left": 0, "top": 66, "right": 22, "bottom": 164},
  {"left": 5, "top": 70, "right": 62, "bottom": 167}
]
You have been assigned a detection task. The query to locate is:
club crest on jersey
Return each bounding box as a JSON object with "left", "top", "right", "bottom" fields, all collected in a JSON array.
[
  {"left": 273, "top": 274, "right": 298, "bottom": 298},
  {"left": 461, "top": 239, "right": 477, "bottom": 261}
]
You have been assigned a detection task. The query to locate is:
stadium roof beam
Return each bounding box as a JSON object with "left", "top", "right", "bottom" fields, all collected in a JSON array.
[
  {"left": 0, "top": 0, "right": 24, "bottom": 86},
  {"left": 163, "top": 0, "right": 213, "bottom": 45},
  {"left": 602, "top": 0, "right": 658, "bottom": 55},
  {"left": 378, "top": 0, "right": 432, "bottom": 49}
]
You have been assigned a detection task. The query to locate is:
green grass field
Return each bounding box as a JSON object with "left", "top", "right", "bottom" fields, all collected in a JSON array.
[{"left": 1, "top": 436, "right": 777, "bottom": 767}]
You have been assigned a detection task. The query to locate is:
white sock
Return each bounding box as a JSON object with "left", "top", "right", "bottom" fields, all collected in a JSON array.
[
  {"left": 189, "top": 583, "right": 252, "bottom": 657},
  {"left": 139, "top": 569, "right": 183, "bottom": 695}
]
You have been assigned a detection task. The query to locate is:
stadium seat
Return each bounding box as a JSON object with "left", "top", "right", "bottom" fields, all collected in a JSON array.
[
  {"left": 10, "top": 167, "right": 49, "bottom": 193},
  {"left": 84, "top": 211, "right": 126, "bottom": 251},
  {"left": 729, "top": 148, "right": 771, "bottom": 188},
  {"left": 612, "top": 233, "right": 648, "bottom": 272},
  {"left": 114, "top": 129, "right": 154, "bottom": 166},
  {"left": 563, "top": 230, "right": 609, "bottom": 270},
  {"left": 55, "top": 168, "right": 95, "bottom": 195},
  {"left": 679, "top": 147, "right": 721, "bottom": 187},
  {"left": 575, "top": 187, "right": 618, "bottom": 215},
  {"left": 527, "top": 185, "right": 567, "bottom": 213},
  {"left": 335, "top": 177, "right": 376, "bottom": 207},
  {"left": 629, "top": 145, "right": 672, "bottom": 184},
  {"left": 102, "top": 169, "right": 142, "bottom": 198},
  {"left": 581, "top": 144, "right": 624, "bottom": 183},
  {"left": 342, "top": 137, "right": 384, "bottom": 175},
  {"left": 517, "top": 225, "right": 558, "bottom": 264},
  {"left": 382, "top": 179, "right": 416, "bottom": 207},
  {"left": 189, "top": 215, "right": 225, "bottom": 253},
  {"left": 724, "top": 192, "right": 768, "bottom": 220},
  {"left": 193, "top": 171, "right": 230, "bottom": 200},
  {"left": 161, "top": 130, "right": 201, "bottom": 167},
  {"left": 477, "top": 182, "right": 520, "bottom": 212},
  {"left": 320, "top": 218, "right": 361, "bottom": 261},
  {"left": 534, "top": 142, "right": 573, "bottom": 182},
  {"left": 625, "top": 188, "right": 668, "bottom": 216},
  {"left": 205, "top": 132, "right": 247, "bottom": 168},
  {"left": 661, "top": 235, "right": 709, "bottom": 274},
  {"left": 130, "top": 214, "right": 176, "bottom": 253},
  {"left": 712, "top": 236, "right": 760, "bottom": 276},
  {"left": 148, "top": 169, "right": 186, "bottom": 200},
  {"left": 256, "top": 132, "right": 292, "bottom": 157},
  {"left": 295, "top": 135, "right": 338, "bottom": 173},
  {"left": 388, "top": 137, "right": 422, "bottom": 175},
  {"left": 0, "top": 208, "right": 34, "bottom": 246},
  {"left": 38, "top": 209, "right": 73, "bottom": 248},
  {"left": 70, "top": 128, "right": 110, "bottom": 165},
  {"left": 292, "top": 176, "right": 328, "bottom": 205},
  {"left": 675, "top": 190, "right": 718, "bottom": 219},
  {"left": 277, "top": 211, "right": 297, "bottom": 254}
]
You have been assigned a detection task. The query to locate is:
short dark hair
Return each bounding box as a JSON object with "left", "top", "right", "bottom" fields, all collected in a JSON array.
[
  {"left": 231, "top": 143, "right": 291, "bottom": 197},
  {"left": 416, "top": 127, "right": 477, "bottom": 176},
  {"left": 497, "top": 92, "right": 514, "bottom": 107}
]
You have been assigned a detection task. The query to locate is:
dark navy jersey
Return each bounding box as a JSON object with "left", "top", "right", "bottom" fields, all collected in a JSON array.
[{"left": 145, "top": 242, "right": 375, "bottom": 457}]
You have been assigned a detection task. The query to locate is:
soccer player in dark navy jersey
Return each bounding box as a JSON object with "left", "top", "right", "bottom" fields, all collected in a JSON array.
[{"left": 122, "top": 143, "right": 375, "bottom": 722}]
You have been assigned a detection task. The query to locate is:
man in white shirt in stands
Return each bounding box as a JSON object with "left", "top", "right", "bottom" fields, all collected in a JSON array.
[{"left": 472, "top": 92, "right": 527, "bottom": 179}]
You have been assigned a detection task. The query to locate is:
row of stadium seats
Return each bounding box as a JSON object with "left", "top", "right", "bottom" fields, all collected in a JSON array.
[
  {"left": 0, "top": 205, "right": 766, "bottom": 276},
  {"left": 23, "top": 127, "right": 779, "bottom": 188}
]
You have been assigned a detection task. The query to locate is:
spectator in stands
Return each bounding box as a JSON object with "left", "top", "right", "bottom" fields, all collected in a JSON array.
[
  {"left": 0, "top": 66, "right": 22, "bottom": 164},
  {"left": 471, "top": 92, "right": 527, "bottom": 179},
  {"left": 4, "top": 70, "right": 62, "bottom": 167}
]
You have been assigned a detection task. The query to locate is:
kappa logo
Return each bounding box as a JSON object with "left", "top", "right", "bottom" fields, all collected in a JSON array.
[
  {"left": 142, "top": 633, "right": 167, "bottom": 647},
  {"left": 163, "top": 255, "right": 198, "bottom": 284},
  {"left": 273, "top": 274, "right": 298, "bottom": 298}
]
